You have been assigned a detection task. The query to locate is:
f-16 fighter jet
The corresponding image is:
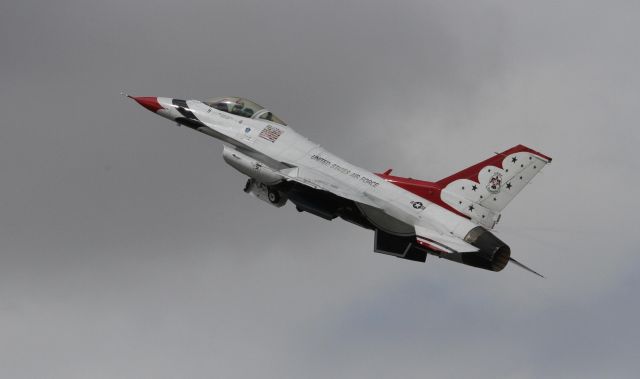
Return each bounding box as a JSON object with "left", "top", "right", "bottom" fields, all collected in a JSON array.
[{"left": 126, "top": 94, "right": 551, "bottom": 277}]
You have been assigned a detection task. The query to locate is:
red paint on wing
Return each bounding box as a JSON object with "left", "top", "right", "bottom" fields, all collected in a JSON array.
[{"left": 416, "top": 239, "right": 450, "bottom": 254}]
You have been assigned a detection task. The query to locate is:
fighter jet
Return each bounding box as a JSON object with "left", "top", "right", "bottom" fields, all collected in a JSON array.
[{"left": 126, "top": 94, "right": 551, "bottom": 277}]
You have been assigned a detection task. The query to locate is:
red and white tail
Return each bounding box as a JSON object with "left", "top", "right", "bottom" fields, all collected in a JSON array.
[{"left": 437, "top": 145, "right": 552, "bottom": 228}]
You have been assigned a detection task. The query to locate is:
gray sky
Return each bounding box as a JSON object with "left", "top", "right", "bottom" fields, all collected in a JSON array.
[{"left": 1, "top": 0, "right": 639, "bottom": 377}]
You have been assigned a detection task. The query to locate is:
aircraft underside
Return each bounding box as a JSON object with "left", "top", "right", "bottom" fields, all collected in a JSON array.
[{"left": 244, "top": 178, "right": 512, "bottom": 271}]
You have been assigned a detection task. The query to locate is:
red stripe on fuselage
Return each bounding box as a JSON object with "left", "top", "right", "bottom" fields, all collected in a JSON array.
[
  {"left": 377, "top": 144, "right": 552, "bottom": 219},
  {"left": 375, "top": 173, "right": 470, "bottom": 219}
]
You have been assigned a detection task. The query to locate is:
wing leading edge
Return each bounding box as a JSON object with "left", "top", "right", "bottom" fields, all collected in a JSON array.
[{"left": 278, "top": 166, "right": 380, "bottom": 209}]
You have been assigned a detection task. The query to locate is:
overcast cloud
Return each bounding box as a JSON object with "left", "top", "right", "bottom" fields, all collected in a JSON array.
[{"left": 1, "top": 0, "right": 639, "bottom": 378}]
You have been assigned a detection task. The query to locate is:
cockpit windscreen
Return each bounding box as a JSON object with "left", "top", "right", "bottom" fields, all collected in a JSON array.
[{"left": 204, "top": 97, "right": 286, "bottom": 125}]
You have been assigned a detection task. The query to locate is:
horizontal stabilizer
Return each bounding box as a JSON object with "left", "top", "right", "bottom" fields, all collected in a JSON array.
[{"left": 414, "top": 225, "right": 478, "bottom": 254}]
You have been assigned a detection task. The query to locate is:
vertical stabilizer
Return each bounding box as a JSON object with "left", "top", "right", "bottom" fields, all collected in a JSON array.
[{"left": 437, "top": 145, "right": 552, "bottom": 228}]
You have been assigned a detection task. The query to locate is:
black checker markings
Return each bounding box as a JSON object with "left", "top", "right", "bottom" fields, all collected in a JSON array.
[
  {"left": 172, "top": 98, "right": 198, "bottom": 120},
  {"left": 172, "top": 99, "right": 207, "bottom": 130}
]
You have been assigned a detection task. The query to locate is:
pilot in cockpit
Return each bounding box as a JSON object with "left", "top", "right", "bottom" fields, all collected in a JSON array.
[
  {"left": 231, "top": 100, "right": 244, "bottom": 115},
  {"left": 204, "top": 97, "right": 286, "bottom": 125}
]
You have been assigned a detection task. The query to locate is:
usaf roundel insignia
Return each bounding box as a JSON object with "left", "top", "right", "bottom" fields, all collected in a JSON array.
[
  {"left": 411, "top": 201, "right": 425, "bottom": 210},
  {"left": 245, "top": 127, "right": 251, "bottom": 133},
  {"left": 487, "top": 172, "right": 503, "bottom": 193}
]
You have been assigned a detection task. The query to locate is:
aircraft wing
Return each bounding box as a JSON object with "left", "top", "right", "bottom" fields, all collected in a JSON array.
[
  {"left": 223, "top": 146, "right": 380, "bottom": 209},
  {"left": 278, "top": 166, "right": 380, "bottom": 208}
]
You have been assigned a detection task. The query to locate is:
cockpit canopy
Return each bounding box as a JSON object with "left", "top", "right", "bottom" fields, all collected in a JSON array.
[{"left": 204, "top": 97, "right": 286, "bottom": 125}]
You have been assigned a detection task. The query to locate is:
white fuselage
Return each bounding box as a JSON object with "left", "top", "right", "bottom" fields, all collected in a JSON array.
[{"left": 156, "top": 97, "right": 479, "bottom": 242}]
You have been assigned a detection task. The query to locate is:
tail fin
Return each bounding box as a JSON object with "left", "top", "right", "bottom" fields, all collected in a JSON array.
[{"left": 437, "top": 145, "right": 552, "bottom": 229}]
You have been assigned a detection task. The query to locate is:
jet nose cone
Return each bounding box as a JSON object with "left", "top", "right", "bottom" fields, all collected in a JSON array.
[{"left": 129, "top": 96, "right": 164, "bottom": 113}]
